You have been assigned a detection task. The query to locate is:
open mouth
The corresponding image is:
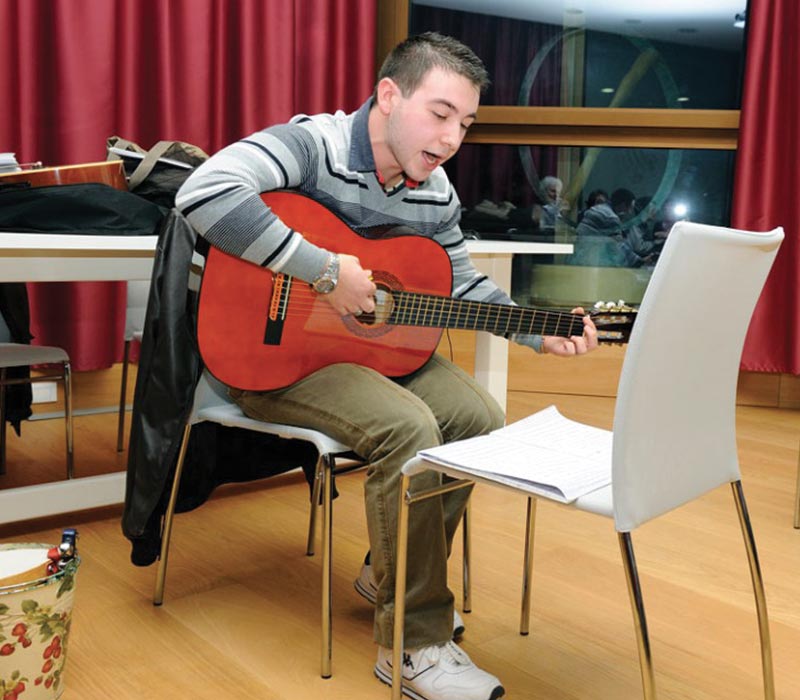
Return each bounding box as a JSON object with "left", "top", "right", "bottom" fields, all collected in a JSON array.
[{"left": 422, "top": 151, "right": 440, "bottom": 167}]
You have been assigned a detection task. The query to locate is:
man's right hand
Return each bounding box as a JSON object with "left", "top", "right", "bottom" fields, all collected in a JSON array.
[{"left": 324, "top": 253, "right": 376, "bottom": 316}]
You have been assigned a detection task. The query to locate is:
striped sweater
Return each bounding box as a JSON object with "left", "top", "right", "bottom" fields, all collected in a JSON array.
[{"left": 175, "top": 99, "right": 541, "bottom": 351}]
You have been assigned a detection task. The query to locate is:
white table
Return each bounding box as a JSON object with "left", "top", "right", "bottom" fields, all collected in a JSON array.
[
  {"left": 0, "top": 232, "right": 158, "bottom": 282},
  {"left": 0, "top": 233, "right": 570, "bottom": 524},
  {"left": 466, "top": 240, "right": 573, "bottom": 411},
  {"left": 0, "top": 232, "right": 158, "bottom": 524}
]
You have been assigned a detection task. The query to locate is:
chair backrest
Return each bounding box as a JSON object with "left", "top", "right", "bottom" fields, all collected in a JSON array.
[{"left": 611, "top": 221, "right": 784, "bottom": 532}]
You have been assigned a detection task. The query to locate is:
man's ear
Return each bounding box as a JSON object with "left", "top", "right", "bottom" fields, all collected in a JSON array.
[{"left": 375, "top": 77, "right": 400, "bottom": 115}]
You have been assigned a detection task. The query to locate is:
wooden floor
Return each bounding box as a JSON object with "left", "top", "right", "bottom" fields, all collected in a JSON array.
[{"left": 1, "top": 369, "right": 800, "bottom": 699}]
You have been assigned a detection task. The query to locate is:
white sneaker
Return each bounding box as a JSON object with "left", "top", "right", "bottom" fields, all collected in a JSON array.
[
  {"left": 355, "top": 562, "right": 465, "bottom": 638},
  {"left": 375, "top": 641, "right": 505, "bottom": 700}
]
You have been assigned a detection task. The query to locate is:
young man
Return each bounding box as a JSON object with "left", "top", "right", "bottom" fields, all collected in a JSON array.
[{"left": 177, "top": 32, "right": 597, "bottom": 700}]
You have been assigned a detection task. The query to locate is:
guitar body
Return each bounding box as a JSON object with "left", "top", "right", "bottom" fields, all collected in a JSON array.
[{"left": 197, "top": 191, "right": 453, "bottom": 390}]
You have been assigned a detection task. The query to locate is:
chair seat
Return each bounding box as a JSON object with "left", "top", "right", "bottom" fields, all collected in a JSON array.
[
  {"left": 573, "top": 483, "right": 613, "bottom": 518},
  {"left": 0, "top": 343, "right": 69, "bottom": 368},
  {"left": 198, "top": 402, "right": 353, "bottom": 455}
]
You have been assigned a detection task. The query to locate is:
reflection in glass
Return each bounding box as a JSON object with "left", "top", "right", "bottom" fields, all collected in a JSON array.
[
  {"left": 446, "top": 144, "right": 735, "bottom": 306},
  {"left": 410, "top": 1, "right": 747, "bottom": 109}
]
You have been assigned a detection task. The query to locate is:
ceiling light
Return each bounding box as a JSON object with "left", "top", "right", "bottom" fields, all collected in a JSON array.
[
  {"left": 734, "top": 11, "right": 746, "bottom": 28},
  {"left": 673, "top": 203, "right": 688, "bottom": 218},
  {"left": 677, "top": 96, "right": 690, "bottom": 103},
  {"left": 600, "top": 88, "right": 615, "bottom": 94}
]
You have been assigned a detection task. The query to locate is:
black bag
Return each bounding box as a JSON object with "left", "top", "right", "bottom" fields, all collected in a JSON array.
[
  {"left": 107, "top": 136, "right": 208, "bottom": 209},
  {"left": 0, "top": 182, "right": 164, "bottom": 236}
]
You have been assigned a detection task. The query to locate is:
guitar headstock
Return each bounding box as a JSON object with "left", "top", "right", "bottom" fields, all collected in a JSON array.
[{"left": 590, "top": 300, "right": 638, "bottom": 344}]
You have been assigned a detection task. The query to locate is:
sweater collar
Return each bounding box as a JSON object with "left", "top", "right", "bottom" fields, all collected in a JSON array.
[{"left": 348, "top": 99, "right": 420, "bottom": 189}]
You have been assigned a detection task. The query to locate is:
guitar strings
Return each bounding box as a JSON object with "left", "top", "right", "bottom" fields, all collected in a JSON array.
[{"left": 244, "top": 284, "right": 590, "bottom": 338}]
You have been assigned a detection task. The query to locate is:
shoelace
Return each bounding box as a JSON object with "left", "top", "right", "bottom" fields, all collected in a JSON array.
[{"left": 424, "top": 641, "right": 471, "bottom": 668}]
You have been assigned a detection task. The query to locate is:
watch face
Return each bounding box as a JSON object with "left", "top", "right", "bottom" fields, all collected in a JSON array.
[{"left": 313, "top": 277, "right": 335, "bottom": 294}]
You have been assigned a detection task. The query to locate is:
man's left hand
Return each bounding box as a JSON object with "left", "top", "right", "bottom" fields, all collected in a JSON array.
[{"left": 541, "top": 308, "right": 598, "bottom": 356}]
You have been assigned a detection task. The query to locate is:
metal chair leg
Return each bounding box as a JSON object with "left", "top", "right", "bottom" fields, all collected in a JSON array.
[
  {"left": 63, "top": 361, "right": 74, "bottom": 479},
  {"left": 117, "top": 339, "right": 131, "bottom": 452},
  {"left": 321, "top": 454, "right": 333, "bottom": 678},
  {"left": 307, "top": 455, "right": 325, "bottom": 556},
  {"left": 392, "top": 475, "right": 474, "bottom": 699},
  {"left": 392, "top": 473, "right": 413, "bottom": 700},
  {"left": 520, "top": 496, "right": 537, "bottom": 635},
  {"left": 154, "top": 423, "right": 192, "bottom": 606},
  {"left": 731, "top": 481, "right": 775, "bottom": 700},
  {"left": 618, "top": 532, "right": 657, "bottom": 700},
  {"left": 794, "top": 443, "right": 800, "bottom": 529},
  {"left": 462, "top": 500, "right": 471, "bottom": 613}
]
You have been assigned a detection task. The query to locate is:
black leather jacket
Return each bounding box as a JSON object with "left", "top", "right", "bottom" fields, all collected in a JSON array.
[{"left": 122, "top": 211, "right": 318, "bottom": 566}]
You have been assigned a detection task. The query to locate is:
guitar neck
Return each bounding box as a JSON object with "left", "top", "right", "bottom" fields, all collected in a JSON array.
[{"left": 387, "top": 290, "right": 584, "bottom": 338}]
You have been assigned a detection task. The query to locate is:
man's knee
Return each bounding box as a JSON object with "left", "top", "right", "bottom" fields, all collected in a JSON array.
[{"left": 443, "top": 395, "right": 504, "bottom": 443}]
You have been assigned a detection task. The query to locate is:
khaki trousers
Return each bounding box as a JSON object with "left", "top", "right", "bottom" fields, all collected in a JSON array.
[{"left": 231, "top": 353, "right": 504, "bottom": 648}]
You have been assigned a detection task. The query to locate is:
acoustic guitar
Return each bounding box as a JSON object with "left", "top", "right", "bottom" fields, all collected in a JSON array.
[
  {"left": 197, "top": 191, "right": 637, "bottom": 391},
  {"left": 0, "top": 160, "right": 127, "bottom": 191}
]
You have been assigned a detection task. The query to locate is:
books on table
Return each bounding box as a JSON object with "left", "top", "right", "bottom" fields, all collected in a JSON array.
[
  {"left": 0, "top": 152, "right": 20, "bottom": 173},
  {"left": 417, "top": 405, "right": 612, "bottom": 503}
]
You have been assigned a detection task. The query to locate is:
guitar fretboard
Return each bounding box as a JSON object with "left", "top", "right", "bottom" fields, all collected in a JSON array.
[{"left": 388, "top": 291, "right": 584, "bottom": 338}]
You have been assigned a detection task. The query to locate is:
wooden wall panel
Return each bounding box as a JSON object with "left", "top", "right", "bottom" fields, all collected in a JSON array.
[{"left": 439, "top": 331, "right": 800, "bottom": 408}]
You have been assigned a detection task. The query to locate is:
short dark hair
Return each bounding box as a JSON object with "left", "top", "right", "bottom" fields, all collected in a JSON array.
[
  {"left": 611, "top": 188, "right": 635, "bottom": 210},
  {"left": 376, "top": 32, "right": 490, "bottom": 98}
]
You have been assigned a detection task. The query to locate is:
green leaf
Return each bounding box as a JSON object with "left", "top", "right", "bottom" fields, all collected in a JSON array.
[
  {"left": 0, "top": 603, "right": 9, "bottom": 614},
  {"left": 21, "top": 599, "right": 38, "bottom": 614},
  {"left": 57, "top": 575, "right": 75, "bottom": 597}
]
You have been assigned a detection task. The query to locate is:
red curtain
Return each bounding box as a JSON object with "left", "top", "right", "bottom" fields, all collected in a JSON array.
[
  {"left": 732, "top": 0, "right": 800, "bottom": 374},
  {"left": 0, "top": 0, "right": 376, "bottom": 369}
]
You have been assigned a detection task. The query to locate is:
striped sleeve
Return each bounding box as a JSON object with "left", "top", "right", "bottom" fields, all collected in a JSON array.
[{"left": 175, "top": 124, "right": 329, "bottom": 283}]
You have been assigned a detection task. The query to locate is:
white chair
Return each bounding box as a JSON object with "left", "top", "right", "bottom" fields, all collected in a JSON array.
[
  {"left": 391, "top": 221, "right": 784, "bottom": 700},
  {"left": 154, "top": 369, "right": 365, "bottom": 678},
  {"left": 0, "top": 343, "right": 74, "bottom": 479},
  {"left": 117, "top": 280, "right": 149, "bottom": 451}
]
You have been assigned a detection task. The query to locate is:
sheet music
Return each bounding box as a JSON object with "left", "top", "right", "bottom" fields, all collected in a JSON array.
[{"left": 418, "top": 406, "right": 611, "bottom": 503}]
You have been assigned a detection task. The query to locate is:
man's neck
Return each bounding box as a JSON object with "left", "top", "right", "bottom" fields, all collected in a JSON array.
[{"left": 367, "top": 105, "right": 403, "bottom": 188}]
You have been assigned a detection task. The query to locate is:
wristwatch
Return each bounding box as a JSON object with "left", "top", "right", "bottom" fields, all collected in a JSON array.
[{"left": 311, "top": 252, "right": 340, "bottom": 294}]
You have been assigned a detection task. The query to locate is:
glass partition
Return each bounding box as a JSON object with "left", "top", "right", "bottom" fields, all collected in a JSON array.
[
  {"left": 410, "top": 1, "right": 748, "bottom": 109},
  {"left": 446, "top": 143, "right": 736, "bottom": 306}
]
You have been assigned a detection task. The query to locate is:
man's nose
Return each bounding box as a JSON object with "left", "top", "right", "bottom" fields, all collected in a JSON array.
[{"left": 441, "top": 121, "right": 462, "bottom": 150}]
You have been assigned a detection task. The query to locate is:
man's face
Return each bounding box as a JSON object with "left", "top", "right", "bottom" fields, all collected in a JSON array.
[{"left": 384, "top": 67, "right": 480, "bottom": 183}]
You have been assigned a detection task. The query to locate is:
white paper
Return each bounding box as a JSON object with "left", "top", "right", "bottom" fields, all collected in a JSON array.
[
  {"left": 0, "top": 152, "right": 20, "bottom": 173},
  {"left": 418, "top": 406, "right": 611, "bottom": 503}
]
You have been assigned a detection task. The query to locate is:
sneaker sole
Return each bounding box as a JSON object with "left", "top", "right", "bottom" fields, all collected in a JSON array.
[
  {"left": 374, "top": 663, "right": 505, "bottom": 700},
  {"left": 354, "top": 578, "right": 377, "bottom": 605},
  {"left": 374, "top": 664, "right": 422, "bottom": 700}
]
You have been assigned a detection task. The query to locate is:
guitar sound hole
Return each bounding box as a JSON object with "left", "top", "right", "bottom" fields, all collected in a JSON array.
[{"left": 343, "top": 286, "right": 395, "bottom": 338}]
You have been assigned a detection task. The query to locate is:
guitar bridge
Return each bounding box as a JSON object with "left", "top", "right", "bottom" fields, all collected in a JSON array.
[{"left": 264, "top": 273, "right": 290, "bottom": 345}]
